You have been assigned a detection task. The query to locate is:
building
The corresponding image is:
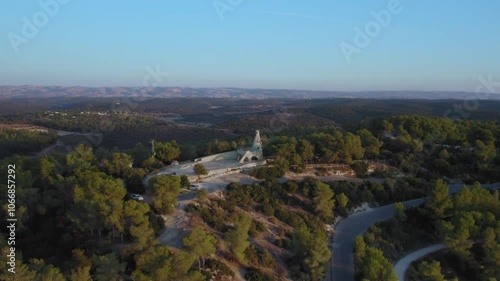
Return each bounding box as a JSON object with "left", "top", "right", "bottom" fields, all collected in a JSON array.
[{"left": 194, "top": 130, "right": 264, "bottom": 164}]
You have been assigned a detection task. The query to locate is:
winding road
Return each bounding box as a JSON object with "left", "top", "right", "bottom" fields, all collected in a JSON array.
[
  {"left": 329, "top": 183, "right": 500, "bottom": 281},
  {"left": 393, "top": 244, "right": 446, "bottom": 280}
]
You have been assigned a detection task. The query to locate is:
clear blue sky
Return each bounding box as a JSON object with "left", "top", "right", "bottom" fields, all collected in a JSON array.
[{"left": 1, "top": 0, "right": 499, "bottom": 92}]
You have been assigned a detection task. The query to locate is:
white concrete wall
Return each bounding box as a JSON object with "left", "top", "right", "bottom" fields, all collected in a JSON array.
[
  {"left": 195, "top": 151, "right": 239, "bottom": 163},
  {"left": 188, "top": 160, "right": 266, "bottom": 182}
]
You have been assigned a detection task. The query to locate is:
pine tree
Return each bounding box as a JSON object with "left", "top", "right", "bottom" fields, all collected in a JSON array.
[
  {"left": 313, "top": 181, "right": 335, "bottom": 220},
  {"left": 226, "top": 212, "right": 251, "bottom": 263},
  {"left": 183, "top": 225, "right": 217, "bottom": 269}
]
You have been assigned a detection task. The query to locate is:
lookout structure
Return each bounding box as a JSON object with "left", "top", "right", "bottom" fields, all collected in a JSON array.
[{"left": 194, "top": 130, "right": 264, "bottom": 164}]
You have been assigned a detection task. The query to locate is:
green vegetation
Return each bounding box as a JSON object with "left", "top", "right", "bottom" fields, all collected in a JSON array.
[
  {"left": 183, "top": 225, "right": 218, "bottom": 270},
  {"left": 263, "top": 115, "right": 500, "bottom": 183},
  {"left": 1, "top": 98, "right": 499, "bottom": 280},
  {"left": 251, "top": 166, "right": 285, "bottom": 180},
  {"left": 354, "top": 237, "right": 398, "bottom": 280},
  {"left": 148, "top": 175, "right": 181, "bottom": 215},
  {"left": 0, "top": 146, "right": 207, "bottom": 281},
  {"left": 154, "top": 140, "right": 180, "bottom": 164},
  {"left": 180, "top": 174, "right": 190, "bottom": 188},
  {"left": 362, "top": 180, "right": 500, "bottom": 281},
  {"left": 186, "top": 179, "right": 335, "bottom": 280},
  {"left": 193, "top": 163, "right": 208, "bottom": 177},
  {"left": 351, "top": 162, "right": 369, "bottom": 177},
  {"left": 312, "top": 181, "right": 335, "bottom": 221},
  {"left": 0, "top": 128, "right": 57, "bottom": 158},
  {"left": 226, "top": 212, "right": 252, "bottom": 263},
  {"left": 245, "top": 267, "right": 274, "bottom": 281}
]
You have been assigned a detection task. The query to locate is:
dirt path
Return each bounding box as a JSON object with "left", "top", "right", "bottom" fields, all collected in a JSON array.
[{"left": 157, "top": 208, "right": 190, "bottom": 250}]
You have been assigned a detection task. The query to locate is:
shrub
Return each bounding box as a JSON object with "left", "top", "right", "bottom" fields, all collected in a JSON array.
[
  {"left": 274, "top": 208, "right": 305, "bottom": 228},
  {"left": 205, "top": 259, "right": 234, "bottom": 279},
  {"left": 251, "top": 166, "right": 285, "bottom": 180},
  {"left": 245, "top": 267, "right": 274, "bottom": 281},
  {"left": 351, "top": 162, "right": 369, "bottom": 177}
]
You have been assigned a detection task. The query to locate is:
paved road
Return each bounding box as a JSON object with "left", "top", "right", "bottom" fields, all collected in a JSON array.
[
  {"left": 394, "top": 244, "right": 446, "bottom": 280},
  {"left": 329, "top": 183, "right": 500, "bottom": 281}
]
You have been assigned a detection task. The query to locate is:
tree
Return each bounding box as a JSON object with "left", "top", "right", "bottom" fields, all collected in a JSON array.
[
  {"left": 183, "top": 225, "right": 217, "bottom": 270},
  {"left": 292, "top": 225, "right": 331, "bottom": 280},
  {"left": 70, "top": 266, "right": 92, "bottom": 281},
  {"left": 417, "top": 261, "right": 446, "bottom": 281},
  {"left": 483, "top": 228, "right": 500, "bottom": 279},
  {"left": 103, "top": 152, "right": 133, "bottom": 178},
  {"left": 312, "top": 181, "right": 335, "bottom": 220},
  {"left": 180, "top": 175, "right": 190, "bottom": 188},
  {"left": 427, "top": 179, "right": 453, "bottom": 219},
  {"left": 149, "top": 175, "right": 181, "bottom": 215},
  {"left": 70, "top": 249, "right": 92, "bottom": 281},
  {"left": 444, "top": 212, "right": 475, "bottom": 257},
  {"left": 351, "top": 162, "right": 369, "bottom": 177},
  {"left": 92, "top": 253, "right": 124, "bottom": 281},
  {"left": 394, "top": 202, "right": 407, "bottom": 222},
  {"left": 130, "top": 143, "right": 151, "bottom": 166},
  {"left": 125, "top": 168, "right": 147, "bottom": 194},
  {"left": 354, "top": 236, "right": 366, "bottom": 266},
  {"left": 297, "top": 139, "right": 314, "bottom": 163},
  {"left": 38, "top": 156, "right": 57, "bottom": 189},
  {"left": 29, "top": 259, "right": 65, "bottom": 281},
  {"left": 170, "top": 251, "right": 201, "bottom": 280},
  {"left": 154, "top": 141, "right": 181, "bottom": 163},
  {"left": 133, "top": 245, "right": 172, "bottom": 280},
  {"left": 68, "top": 170, "right": 127, "bottom": 237},
  {"left": 197, "top": 188, "right": 209, "bottom": 200},
  {"left": 226, "top": 212, "right": 252, "bottom": 263},
  {"left": 358, "top": 129, "right": 383, "bottom": 158},
  {"left": 342, "top": 133, "right": 365, "bottom": 163},
  {"left": 360, "top": 246, "right": 397, "bottom": 281},
  {"left": 66, "top": 145, "right": 96, "bottom": 175},
  {"left": 193, "top": 163, "right": 208, "bottom": 177},
  {"left": 71, "top": 248, "right": 92, "bottom": 269},
  {"left": 336, "top": 193, "right": 349, "bottom": 209},
  {"left": 305, "top": 229, "right": 331, "bottom": 280},
  {"left": 475, "top": 140, "right": 495, "bottom": 162},
  {"left": 123, "top": 200, "right": 157, "bottom": 251},
  {"left": 0, "top": 261, "right": 37, "bottom": 281}
]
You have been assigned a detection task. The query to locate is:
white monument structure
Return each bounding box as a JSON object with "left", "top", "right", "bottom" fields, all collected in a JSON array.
[
  {"left": 144, "top": 130, "right": 266, "bottom": 183},
  {"left": 194, "top": 130, "right": 263, "bottom": 164}
]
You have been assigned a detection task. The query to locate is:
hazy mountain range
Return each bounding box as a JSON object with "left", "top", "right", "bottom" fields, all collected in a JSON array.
[{"left": 1, "top": 86, "right": 499, "bottom": 100}]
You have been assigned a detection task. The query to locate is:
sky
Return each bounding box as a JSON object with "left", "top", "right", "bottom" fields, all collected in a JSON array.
[{"left": 1, "top": 0, "right": 499, "bottom": 92}]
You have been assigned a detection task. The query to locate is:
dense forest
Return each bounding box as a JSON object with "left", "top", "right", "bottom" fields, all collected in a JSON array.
[
  {"left": 262, "top": 115, "right": 500, "bottom": 183},
  {"left": 0, "top": 98, "right": 499, "bottom": 280},
  {"left": 0, "top": 129, "right": 58, "bottom": 159},
  {"left": 358, "top": 180, "right": 499, "bottom": 281}
]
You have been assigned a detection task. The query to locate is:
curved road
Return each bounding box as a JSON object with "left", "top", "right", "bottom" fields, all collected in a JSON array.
[
  {"left": 329, "top": 183, "right": 500, "bottom": 281},
  {"left": 393, "top": 244, "right": 446, "bottom": 280}
]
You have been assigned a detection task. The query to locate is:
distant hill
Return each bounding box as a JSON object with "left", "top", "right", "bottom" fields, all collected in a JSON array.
[{"left": 1, "top": 86, "right": 499, "bottom": 100}]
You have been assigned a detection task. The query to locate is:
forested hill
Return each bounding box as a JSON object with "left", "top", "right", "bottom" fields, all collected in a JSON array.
[{"left": 1, "top": 86, "right": 499, "bottom": 100}]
